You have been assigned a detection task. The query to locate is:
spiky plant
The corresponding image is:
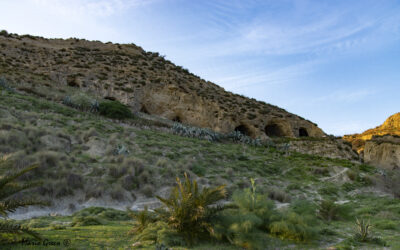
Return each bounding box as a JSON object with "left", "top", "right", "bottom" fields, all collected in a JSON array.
[
  {"left": 0, "top": 155, "right": 48, "bottom": 243},
  {"left": 355, "top": 218, "right": 372, "bottom": 242},
  {"left": 156, "top": 173, "right": 227, "bottom": 245}
]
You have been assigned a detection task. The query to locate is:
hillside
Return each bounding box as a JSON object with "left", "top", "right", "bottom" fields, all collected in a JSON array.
[
  {"left": 0, "top": 31, "right": 324, "bottom": 139},
  {"left": 0, "top": 31, "right": 399, "bottom": 249},
  {"left": 1, "top": 79, "right": 399, "bottom": 249}
]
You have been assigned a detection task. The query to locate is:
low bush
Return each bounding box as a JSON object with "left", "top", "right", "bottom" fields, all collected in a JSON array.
[
  {"left": 71, "top": 216, "right": 103, "bottom": 227},
  {"left": 212, "top": 179, "right": 276, "bottom": 249},
  {"left": 270, "top": 211, "right": 316, "bottom": 242},
  {"left": 99, "top": 100, "right": 133, "bottom": 119},
  {"left": 269, "top": 200, "right": 318, "bottom": 242}
]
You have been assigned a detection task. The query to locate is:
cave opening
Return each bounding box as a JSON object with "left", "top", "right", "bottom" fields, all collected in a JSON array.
[
  {"left": 299, "top": 127, "right": 309, "bottom": 137},
  {"left": 140, "top": 105, "right": 149, "bottom": 114},
  {"left": 234, "top": 125, "right": 251, "bottom": 136},
  {"left": 265, "top": 123, "right": 285, "bottom": 137},
  {"left": 172, "top": 116, "right": 182, "bottom": 123}
]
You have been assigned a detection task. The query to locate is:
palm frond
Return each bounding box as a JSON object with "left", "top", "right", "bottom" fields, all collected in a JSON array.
[
  {"left": 0, "top": 181, "right": 43, "bottom": 200},
  {"left": 0, "top": 199, "right": 50, "bottom": 217},
  {"left": 0, "top": 164, "right": 39, "bottom": 190},
  {"left": 0, "top": 220, "right": 42, "bottom": 241}
]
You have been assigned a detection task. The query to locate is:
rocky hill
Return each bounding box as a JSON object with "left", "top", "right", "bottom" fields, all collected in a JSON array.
[
  {"left": 0, "top": 31, "right": 324, "bottom": 139},
  {"left": 344, "top": 113, "right": 400, "bottom": 153},
  {"left": 344, "top": 113, "right": 400, "bottom": 170}
]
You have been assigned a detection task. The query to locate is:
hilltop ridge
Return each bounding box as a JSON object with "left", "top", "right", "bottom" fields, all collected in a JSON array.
[{"left": 344, "top": 112, "right": 400, "bottom": 153}]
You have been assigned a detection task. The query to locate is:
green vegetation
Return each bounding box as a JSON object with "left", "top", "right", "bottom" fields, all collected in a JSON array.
[
  {"left": 0, "top": 85, "right": 399, "bottom": 249},
  {"left": 99, "top": 100, "right": 133, "bottom": 119},
  {"left": 0, "top": 156, "right": 47, "bottom": 244}
]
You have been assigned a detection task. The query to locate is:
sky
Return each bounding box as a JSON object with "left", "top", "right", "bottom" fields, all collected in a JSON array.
[{"left": 1, "top": 0, "right": 399, "bottom": 135}]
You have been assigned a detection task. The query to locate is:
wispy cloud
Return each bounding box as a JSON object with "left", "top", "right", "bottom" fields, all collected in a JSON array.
[
  {"left": 312, "top": 89, "right": 377, "bottom": 104},
  {"left": 212, "top": 59, "right": 319, "bottom": 90},
  {"left": 183, "top": 0, "right": 400, "bottom": 58},
  {"left": 31, "top": 0, "right": 157, "bottom": 17}
]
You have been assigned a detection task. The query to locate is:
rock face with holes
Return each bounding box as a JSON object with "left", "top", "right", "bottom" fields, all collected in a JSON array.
[{"left": 0, "top": 32, "right": 325, "bottom": 139}]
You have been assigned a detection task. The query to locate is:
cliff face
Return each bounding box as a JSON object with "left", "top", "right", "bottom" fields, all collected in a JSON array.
[
  {"left": 344, "top": 113, "right": 400, "bottom": 170},
  {"left": 343, "top": 113, "right": 400, "bottom": 153},
  {"left": 363, "top": 136, "right": 400, "bottom": 170},
  {"left": 0, "top": 32, "right": 325, "bottom": 139}
]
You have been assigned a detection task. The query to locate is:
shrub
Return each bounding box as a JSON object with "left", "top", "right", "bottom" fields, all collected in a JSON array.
[
  {"left": 49, "top": 222, "right": 67, "bottom": 230},
  {"left": 99, "top": 100, "right": 133, "bottom": 119},
  {"left": 98, "top": 209, "right": 130, "bottom": 221},
  {"left": 0, "top": 77, "right": 14, "bottom": 92},
  {"left": 71, "top": 216, "right": 103, "bottom": 227},
  {"left": 155, "top": 173, "right": 227, "bottom": 245},
  {"left": 318, "top": 199, "right": 340, "bottom": 221},
  {"left": 270, "top": 212, "right": 316, "bottom": 242},
  {"left": 110, "top": 186, "right": 125, "bottom": 201},
  {"left": 66, "top": 173, "right": 83, "bottom": 189},
  {"left": 268, "top": 199, "right": 318, "bottom": 242},
  {"left": 268, "top": 188, "right": 291, "bottom": 203},
  {"left": 129, "top": 206, "right": 157, "bottom": 234},
  {"left": 212, "top": 178, "right": 276, "bottom": 249},
  {"left": 141, "top": 184, "right": 154, "bottom": 197}
]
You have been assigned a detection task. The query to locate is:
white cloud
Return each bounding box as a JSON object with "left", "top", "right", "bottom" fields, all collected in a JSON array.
[
  {"left": 0, "top": 0, "right": 158, "bottom": 42},
  {"left": 312, "top": 89, "right": 377, "bottom": 104},
  {"left": 30, "top": 0, "right": 156, "bottom": 17}
]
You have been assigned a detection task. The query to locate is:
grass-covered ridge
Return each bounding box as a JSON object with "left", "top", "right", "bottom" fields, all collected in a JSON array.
[{"left": 0, "top": 87, "right": 399, "bottom": 249}]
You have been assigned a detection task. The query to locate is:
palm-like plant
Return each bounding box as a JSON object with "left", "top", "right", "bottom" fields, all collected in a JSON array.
[
  {"left": 156, "top": 173, "right": 226, "bottom": 245},
  {"left": 0, "top": 155, "right": 48, "bottom": 243}
]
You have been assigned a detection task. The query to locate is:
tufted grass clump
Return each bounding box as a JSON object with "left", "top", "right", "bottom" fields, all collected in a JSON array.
[
  {"left": 62, "top": 93, "right": 99, "bottom": 112},
  {"left": 99, "top": 100, "right": 133, "bottom": 119}
]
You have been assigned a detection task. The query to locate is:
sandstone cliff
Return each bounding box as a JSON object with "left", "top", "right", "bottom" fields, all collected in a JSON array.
[
  {"left": 363, "top": 135, "right": 400, "bottom": 170},
  {"left": 0, "top": 31, "right": 324, "bottom": 139},
  {"left": 344, "top": 113, "right": 400, "bottom": 170},
  {"left": 343, "top": 113, "right": 400, "bottom": 153}
]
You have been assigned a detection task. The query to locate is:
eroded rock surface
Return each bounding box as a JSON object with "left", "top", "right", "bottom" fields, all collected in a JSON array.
[{"left": 344, "top": 113, "right": 400, "bottom": 169}]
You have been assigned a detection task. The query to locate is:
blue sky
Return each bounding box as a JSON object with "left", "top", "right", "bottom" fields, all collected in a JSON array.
[{"left": 1, "top": 0, "right": 399, "bottom": 135}]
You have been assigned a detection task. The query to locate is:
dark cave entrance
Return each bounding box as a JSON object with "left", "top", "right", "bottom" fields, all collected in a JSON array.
[
  {"left": 265, "top": 123, "right": 285, "bottom": 137},
  {"left": 140, "top": 105, "right": 149, "bottom": 114},
  {"left": 172, "top": 116, "right": 182, "bottom": 123},
  {"left": 299, "top": 127, "right": 309, "bottom": 137},
  {"left": 234, "top": 125, "right": 251, "bottom": 136}
]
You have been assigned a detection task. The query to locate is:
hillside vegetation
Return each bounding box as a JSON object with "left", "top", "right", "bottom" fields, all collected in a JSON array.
[{"left": 0, "top": 79, "right": 399, "bottom": 249}]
